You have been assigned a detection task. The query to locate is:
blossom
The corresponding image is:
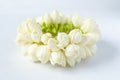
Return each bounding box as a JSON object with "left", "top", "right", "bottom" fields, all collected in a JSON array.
[
  {"left": 81, "top": 19, "right": 99, "bottom": 33},
  {"left": 36, "top": 16, "right": 44, "bottom": 25},
  {"left": 80, "top": 32, "right": 101, "bottom": 46},
  {"left": 72, "top": 16, "right": 84, "bottom": 27},
  {"left": 43, "top": 13, "right": 52, "bottom": 24},
  {"left": 50, "top": 51, "right": 66, "bottom": 67},
  {"left": 27, "top": 44, "right": 39, "bottom": 62},
  {"left": 65, "top": 44, "right": 81, "bottom": 66},
  {"left": 66, "top": 15, "right": 72, "bottom": 24},
  {"left": 16, "top": 10, "right": 101, "bottom": 67},
  {"left": 47, "top": 38, "right": 59, "bottom": 51},
  {"left": 41, "top": 33, "right": 52, "bottom": 44},
  {"left": 16, "top": 19, "right": 42, "bottom": 44},
  {"left": 16, "top": 33, "right": 33, "bottom": 45},
  {"left": 37, "top": 45, "right": 50, "bottom": 63},
  {"left": 69, "top": 29, "right": 82, "bottom": 44},
  {"left": 52, "top": 10, "right": 63, "bottom": 24},
  {"left": 31, "top": 30, "right": 42, "bottom": 43},
  {"left": 57, "top": 32, "right": 69, "bottom": 49}
]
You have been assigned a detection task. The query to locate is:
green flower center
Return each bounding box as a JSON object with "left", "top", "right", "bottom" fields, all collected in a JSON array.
[
  {"left": 39, "top": 23, "right": 87, "bottom": 37},
  {"left": 41, "top": 23, "right": 74, "bottom": 37}
]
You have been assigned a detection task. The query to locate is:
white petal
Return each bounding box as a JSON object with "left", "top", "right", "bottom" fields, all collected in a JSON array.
[
  {"left": 81, "top": 19, "right": 99, "bottom": 32},
  {"left": 65, "top": 44, "right": 82, "bottom": 66},
  {"left": 81, "top": 32, "right": 101, "bottom": 46},
  {"left": 66, "top": 15, "right": 72, "bottom": 24},
  {"left": 43, "top": 13, "right": 52, "bottom": 24},
  {"left": 41, "top": 33, "right": 52, "bottom": 44},
  {"left": 31, "top": 30, "right": 42, "bottom": 43},
  {"left": 27, "top": 44, "right": 39, "bottom": 62},
  {"left": 67, "top": 58, "right": 76, "bottom": 67},
  {"left": 57, "top": 32, "right": 69, "bottom": 49},
  {"left": 50, "top": 51, "right": 66, "bottom": 67},
  {"left": 72, "top": 16, "right": 84, "bottom": 27},
  {"left": 69, "top": 29, "right": 82, "bottom": 44},
  {"left": 36, "top": 17, "right": 44, "bottom": 25},
  {"left": 37, "top": 45, "right": 50, "bottom": 63},
  {"left": 48, "top": 38, "right": 59, "bottom": 51},
  {"left": 52, "top": 10, "right": 62, "bottom": 24}
]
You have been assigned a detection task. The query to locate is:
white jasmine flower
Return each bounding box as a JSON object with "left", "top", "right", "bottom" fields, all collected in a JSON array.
[
  {"left": 78, "top": 45, "right": 87, "bottom": 59},
  {"left": 21, "top": 45, "right": 30, "bottom": 56},
  {"left": 43, "top": 13, "right": 52, "bottom": 24},
  {"left": 72, "top": 16, "right": 84, "bottom": 27},
  {"left": 26, "top": 19, "right": 42, "bottom": 31},
  {"left": 80, "top": 32, "right": 101, "bottom": 46},
  {"left": 52, "top": 10, "right": 62, "bottom": 24},
  {"left": 65, "top": 44, "right": 81, "bottom": 66},
  {"left": 50, "top": 51, "right": 66, "bottom": 67},
  {"left": 37, "top": 45, "right": 50, "bottom": 63},
  {"left": 41, "top": 33, "right": 52, "bottom": 44},
  {"left": 87, "top": 45, "right": 97, "bottom": 56},
  {"left": 57, "top": 32, "right": 69, "bottom": 49},
  {"left": 48, "top": 38, "right": 59, "bottom": 51},
  {"left": 69, "top": 29, "right": 82, "bottom": 44},
  {"left": 16, "top": 33, "right": 33, "bottom": 45},
  {"left": 27, "top": 44, "right": 39, "bottom": 62},
  {"left": 36, "top": 17, "right": 44, "bottom": 25},
  {"left": 66, "top": 15, "right": 72, "bottom": 24},
  {"left": 17, "top": 19, "right": 43, "bottom": 44},
  {"left": 31, "top": 30, "right": 42, "bottom": 43},
  {"left": 16, "top": 10, "right": 101, "bottom": 67},
  {"left": 59, "top": 13, "right": 67, "bottom": 24},
  {"left": 81, "top": 19, "right": 99, "bottom": 33}
]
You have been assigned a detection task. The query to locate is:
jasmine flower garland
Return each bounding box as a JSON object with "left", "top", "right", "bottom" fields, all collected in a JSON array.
[{"left": 16, "top": 10, "right": 101, "bottom": 67}]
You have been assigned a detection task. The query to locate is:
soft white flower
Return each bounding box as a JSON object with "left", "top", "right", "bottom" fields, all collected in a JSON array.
[
  {"left": 21, "top": 45, "right": 30, "bottom": 56},
  {"left": 66, "top": 15, "right": 72, "bottom": 24},
  {"left": 86, "top": 45, "right": 97, "bottom": 57},
  {"left": 43, "top": 13, "right": 52, "bottom": 24},
  {"left": 57, "top": 32, "right": 69, "bottom": 49},
  {"left": 16, "top": 33, "right": 33, "bottom": 45},
  {"left": 50, "top": 51, "right": 66, "bottom": 67},
  {"left": 17, "top": 19, "right": 43, "bottom": 44},
  {"left": 37, "top": 45, "right": 50, "bottom": 63},
  {"left": 65, "top": 44, "right": 81, "bottom": 66},
  {"left": 48, "top": 38, "right": 59, "bottom": 51},
  {"left": 80, "top": 32, "right": 101, "bottom": 46},
  {"left": 31, "top": 30, "right": 42, "bottom": 43},
  {"left": 69, "top": 29, "right": 82, "bottom": 44},
  {"left": 27, "top": 44, "right": 39, "bottom": 62},
  {"left": 41, "top": 33, "right": 52, "bottom": 44},
  {"left": 78, "top": 45, "right": 87, "bottom": 59},
  {"left": 59, "top": 13, "right": 67, "bottom": 24},
  {"left": 72, "top": 16, "right": 84, "bottom": 27},
  {"left": 26, "top": 19, "right": 42, "bottom": 31},
  {"left": 52, "top": 10, "right": 62, "bottom": 24},
  {"left": 81, "top": 19, "right": 99, "bottom": 33},
  {"left": 36, "top": 17, "right": 44, "bottom": 25}
]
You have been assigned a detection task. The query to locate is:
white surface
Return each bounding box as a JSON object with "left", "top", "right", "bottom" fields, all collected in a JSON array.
[{"left": 0, "top": 0, "right": 120, "bottom": 80}]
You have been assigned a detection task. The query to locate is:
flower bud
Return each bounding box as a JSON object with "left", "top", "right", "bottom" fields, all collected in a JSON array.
[
  {"left": 43, "top": 13, "right": 52, "bottom": 24},
  {"left": 48, "top": 38, "right": 59, "bottom": 51},
  {"left": 50, "top": 51, "right": 66, "bottom": 67},
  {"left": 57, "top": 32, "right": 69, "bottom": 49},
  {"left": 69, "top": 29, "right": 82, "bottom": 44},
  {"left": 81, "top": 19, "right": 99, "bottom": 32},
  {"left": 72, "top": 16, "right": 83, "bottom": 27},
  {"left": 41, "top": 33, "right": 52, "bottom": 44},
  {"left": 37, "top": 45, "right": 50, "bottom": 63},
  {"left": 27, "top": 44, "right": 39, "bottom": 62}
]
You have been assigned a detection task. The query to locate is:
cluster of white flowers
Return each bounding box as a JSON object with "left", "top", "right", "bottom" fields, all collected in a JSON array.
[{"left": 16, "top": 10, "right": 101, "bottom": 67}]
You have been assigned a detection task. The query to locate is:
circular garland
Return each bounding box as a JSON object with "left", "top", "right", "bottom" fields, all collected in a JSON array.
[{"left": 16, "top": 10, "right": 101, "bottom": 67}]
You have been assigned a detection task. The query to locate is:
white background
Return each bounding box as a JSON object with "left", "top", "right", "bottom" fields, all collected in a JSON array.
[{"left": 0, "top": 0, "right": 120, "bottom": 80}]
